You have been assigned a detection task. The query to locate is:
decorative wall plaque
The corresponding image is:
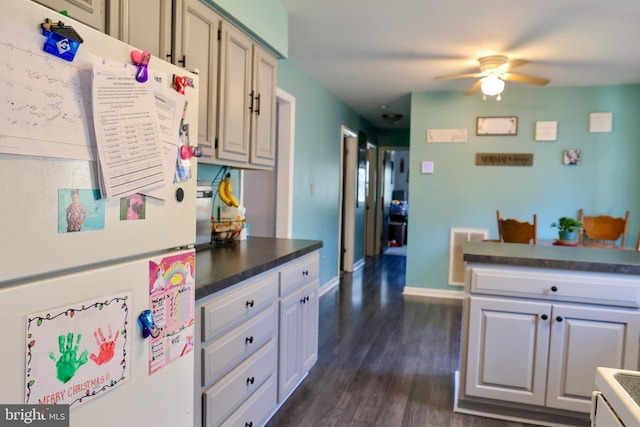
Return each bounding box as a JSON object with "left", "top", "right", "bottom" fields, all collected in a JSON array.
[{"left": 475, "top": 153, "right": 533, "bottom": 166}]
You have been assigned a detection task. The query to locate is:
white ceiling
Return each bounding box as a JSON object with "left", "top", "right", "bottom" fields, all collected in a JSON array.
[{"left": 278, "top": 0, "right": 640, "bottom": 129}]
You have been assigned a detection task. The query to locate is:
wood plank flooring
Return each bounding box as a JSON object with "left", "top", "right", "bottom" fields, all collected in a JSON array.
[{"left": 267, "top": 254, "right": 538, "bottom": 427}]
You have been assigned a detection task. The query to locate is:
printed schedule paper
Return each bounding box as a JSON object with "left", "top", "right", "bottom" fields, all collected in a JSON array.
[{"left": 92, "top": 63, "right": 167, "bottom": 199}]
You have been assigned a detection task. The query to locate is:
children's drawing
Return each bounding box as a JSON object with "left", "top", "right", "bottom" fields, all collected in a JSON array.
[
  {"left": 148, "top": 251, "right": 195, "bottom": 375},
  {"left": 25, "top": 293, "right": 132, "bottom": 408}
]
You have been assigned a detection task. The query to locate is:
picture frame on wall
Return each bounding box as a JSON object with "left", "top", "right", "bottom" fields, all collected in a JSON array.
[{"left": 476, "top": 116, "right": 518, "bottom": 135}]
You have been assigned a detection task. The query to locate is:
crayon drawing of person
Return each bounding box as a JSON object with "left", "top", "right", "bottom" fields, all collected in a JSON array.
[{"left": 66, "top": 189, "right": 88, "bottom": 232}]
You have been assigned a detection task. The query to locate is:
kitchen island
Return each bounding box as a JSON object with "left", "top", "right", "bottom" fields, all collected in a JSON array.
[
  {"left": 457, "top": 241, "right": 640, "bottom": 426},
  {"left": 193, "top": 236, "right": 323, "bottom": 427}
]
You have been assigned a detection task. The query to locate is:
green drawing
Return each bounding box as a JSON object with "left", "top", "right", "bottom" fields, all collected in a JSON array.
[{"left": 49, "top": 332, "right": 89, "bottom": 383}]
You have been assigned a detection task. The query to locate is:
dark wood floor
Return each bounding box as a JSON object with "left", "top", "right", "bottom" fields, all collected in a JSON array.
[{"left": 267, "top": 254, "right": 536, "bottom": 427}]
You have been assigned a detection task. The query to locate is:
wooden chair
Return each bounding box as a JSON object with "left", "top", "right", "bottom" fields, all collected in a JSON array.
[
  {"left": 578, "top": 209, "right": 630, "bottom": 248},
  {"left": 496, "top": 210, "right": 537, "bottom": 244}
]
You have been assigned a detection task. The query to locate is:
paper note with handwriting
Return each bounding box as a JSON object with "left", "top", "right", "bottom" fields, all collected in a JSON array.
[{"left": 0, "top": 19, "right": 96, "bottom": 160}]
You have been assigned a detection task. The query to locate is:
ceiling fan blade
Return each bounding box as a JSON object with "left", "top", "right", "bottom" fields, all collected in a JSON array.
[
  {"left": 504, "top": 59, "right": 530, "bottom": 71},
  {"left": 464, "top": 79, "right": 483, "bottom": 95},
  {"left": 502, "top": 73, "right": 550, "bottom": 86},
  {"left": 434, "top": 72, "right": 484, "bottom": 80}
]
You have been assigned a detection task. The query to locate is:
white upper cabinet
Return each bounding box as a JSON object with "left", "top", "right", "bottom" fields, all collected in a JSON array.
[
  {"left": 33, "top": 0, "right": 107, "bottom": 32},
  {"left": 173, "top": 0, "right": 220, "bottom": 163},
  {"left": 217, "top": 22, "right": 277, "bottom": 169},
  {"left": 217, "top": 21, "right": 253, "bottom": 165},
  {"left": 116, "top": 0, "right": 172, "bottom": 61}
]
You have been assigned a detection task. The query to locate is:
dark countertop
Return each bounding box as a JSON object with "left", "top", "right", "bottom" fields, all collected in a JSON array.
[
  {"left": 463, "top": 241, "right": 640, "bottom": 275},
  {"left": 195, "top": 237, "right": 323, "bottom": 300}
]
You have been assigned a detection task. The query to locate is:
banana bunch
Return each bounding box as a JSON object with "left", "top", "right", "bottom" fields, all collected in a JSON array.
[{"left": 217, "top": 173, "right": 239, "bottom": 207}]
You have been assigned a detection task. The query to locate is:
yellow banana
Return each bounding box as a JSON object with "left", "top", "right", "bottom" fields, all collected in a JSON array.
[
  {"left": 217, "top": 175, "right": 232, "bottom": 206},
  {"left": 224, "top": 177, "right": 240, "bottom": 207}
]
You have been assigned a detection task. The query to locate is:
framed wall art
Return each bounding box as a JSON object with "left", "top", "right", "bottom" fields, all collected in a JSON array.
[{"left": 476, "top": 116, "right": 518, "bottom": 135}]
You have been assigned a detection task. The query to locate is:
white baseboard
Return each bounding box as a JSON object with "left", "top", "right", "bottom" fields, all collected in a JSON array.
[
  {"left": 319, "top": 276, "right": 340, "bottom": 297},
  {"left": 402, "top": 286, "right": 463, "bottom": 300}
]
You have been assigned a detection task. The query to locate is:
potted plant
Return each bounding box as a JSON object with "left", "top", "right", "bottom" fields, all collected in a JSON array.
[{"left": 551, "top": 217, "right": 583, "bottom": 242}]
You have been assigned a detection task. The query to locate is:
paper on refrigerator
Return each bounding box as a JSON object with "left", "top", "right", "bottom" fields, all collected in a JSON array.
[{"left": 92, "top": 62, "right": 167, "bottom": 200}]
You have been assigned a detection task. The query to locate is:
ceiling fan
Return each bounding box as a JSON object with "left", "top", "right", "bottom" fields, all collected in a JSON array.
[{"left": 434, "top": 55, "right": 550, "bottom": 100}]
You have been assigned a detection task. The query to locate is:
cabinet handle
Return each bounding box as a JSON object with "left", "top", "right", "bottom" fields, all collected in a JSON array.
[
  {"left": 556, "top": 316, "right": 563, "bottom": 322},
  {"left": 303, "top": 270, "right": 309, "bottom": 277},
  {"left": 249, "top": 90, "right": 255, "bottom": 112},
  {"left": 245, "top": 336, "right": 254, "bottom": 344},
  {"left": 541, "top": 314, "right": 548, "bottom": 320},
  {"left": 254, "top": 93, "right": 261, "bottom": 115},
  {"left": 246, "top": 300, "right": 254, "bottom": 308},
  {"left": 245, "top": 423, "right": 253, "bottom": 427},
  {"left": 246, "top": 376, "right": 255, "bottom": 385},
  {"left": 166, "top": 52, "right": 172, "bottom": 61},
  {"left": 305, "top": 296, "right": 310, "bottom": 303},
  {"left": 178, "top": 55, "right": 186, "bottom": 67},
  {"left": 300, "top": 297, "right": 306, "bottom": 304},
  {"left": 550, "top": 286, "right": 558, "bottom": 292}
]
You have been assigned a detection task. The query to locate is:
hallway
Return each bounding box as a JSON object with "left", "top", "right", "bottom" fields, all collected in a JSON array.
[{"left": 267, "top": 255, "right": 535, "bottom": 426}]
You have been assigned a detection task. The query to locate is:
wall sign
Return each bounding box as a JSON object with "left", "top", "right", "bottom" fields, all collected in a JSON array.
[
  {"left": 475, "top": 153, "right": 533, "bottom": 166},
  {"left": 476, "top": 116, "right": 518, "bottom": 135}
]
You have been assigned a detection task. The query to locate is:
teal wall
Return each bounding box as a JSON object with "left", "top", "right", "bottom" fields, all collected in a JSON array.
[
  {"left": 406, "top": 84, "right": 640, "bottom": 291},
  {"left": 277, "top": 59, "right": 377, "bottom": 287},
  {"left": 203, "top": 0, "right": 288, "bottom": 56}
]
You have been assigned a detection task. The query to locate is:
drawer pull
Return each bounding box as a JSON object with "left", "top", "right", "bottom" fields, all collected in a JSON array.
[
  {"left": 541, "top": 314, "right": 548, "bottom": 321},
  {"left": 245, "top": 336, "right": 254, "bottom": 344},
  {"left": 245, "top": 423, "right": 253, "bottom": 427},
  {"left": 550, "top": 286, "right": 558, "bottom": 292},
  {"left": 303, "top": 270, "right": 309, "bottom": 276},
  {"left": 246, "top": 376, "right": 255, "bottom": 385},
  {"left": 246, "top": 299, "right": 255, "bottom": 308},
  {"left": 556, "top": 316, "right": 564, "bottom": 322}
]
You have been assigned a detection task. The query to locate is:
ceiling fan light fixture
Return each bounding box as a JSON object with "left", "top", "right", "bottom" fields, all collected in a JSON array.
[{"left": 480, "top": 74, "right": 505, "bottom": 97}]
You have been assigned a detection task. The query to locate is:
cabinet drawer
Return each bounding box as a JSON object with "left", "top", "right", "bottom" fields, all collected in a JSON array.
[
  {"left": 203, "top": 341, "right": 276, "bottom": 427},
  {"left": 470, "top": 266, "right": 640, "bottom": 307},
  {"left": 202, "top": 304, "right": 276, "bottom": 387},
  {"left": 202, "top": 272, "right": 277, "bottom": 342},
  {"left": 279, "top": 252, "right": 319, "bottom": 296},
  {"left": 220, "top": 375, "right": 277, "bottom": 427}
]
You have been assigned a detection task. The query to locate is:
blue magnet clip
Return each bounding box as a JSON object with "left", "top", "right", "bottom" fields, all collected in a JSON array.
[
  {"left": 40, "top": 19, "right": 83, "bottom": 62},
  {"left": 138, "top": 309, "right": 160, "bottom": 338}
]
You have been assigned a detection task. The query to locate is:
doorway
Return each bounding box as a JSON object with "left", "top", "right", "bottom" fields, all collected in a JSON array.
[
  {"left": 241, "top": 88, "right": 295, "bottom": 238},
  {"left": 338, "top": 127, "right": 357, "bottom": 273},
  {"left": 376, "top": 147, "right": 410, "bottom": 255}
]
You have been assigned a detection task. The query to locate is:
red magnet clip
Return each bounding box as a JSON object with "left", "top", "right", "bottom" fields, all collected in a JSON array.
[
  {"left": 131, "top": 49, "right": 151, "bottom": 83},
  {"left": 180, "top": 145, "right": 203, "bottom": 160},
  {"left": 173, "top": 75, "right": 195, "bottom": 94}
]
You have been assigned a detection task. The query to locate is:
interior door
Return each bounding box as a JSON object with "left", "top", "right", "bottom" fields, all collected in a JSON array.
[{"left": 340, "top": 135, "right": 357, "bottom": 272}]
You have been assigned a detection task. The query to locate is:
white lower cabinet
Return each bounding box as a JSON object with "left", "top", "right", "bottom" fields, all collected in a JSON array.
[
  {"left": 195, "top": 250, "right": 320, "bottom": 427},
  {"left": 278, "top": 279, "right": 319, "bottom": 402},
  {"left": 462, "top": 264, "right": 640, "bottom": 419}
]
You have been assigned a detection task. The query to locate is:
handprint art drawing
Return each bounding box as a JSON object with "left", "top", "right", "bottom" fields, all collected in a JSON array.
[
  {"left": 90, "top": 325, "right": 119, "bottom": 366},
  {"left": 49, "top": 332, "right": 89, "bottom": 383}
]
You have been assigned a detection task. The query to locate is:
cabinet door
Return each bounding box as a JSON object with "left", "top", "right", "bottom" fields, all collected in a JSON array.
[
  {"left": 546, "top": 304, "right": 640, "bottom": 413},
  {"left": 301, "top": 280, "right": 319, "bottom": 373},
  {"left": 174, "top": 0, "right": 220, "bottom": 162},
  {"left": 465, "top": 296, "right": 551, "bottom": 406},
  {"left": 217, "top": 21, "right": 253, "bottom": 164},
  {"left": 249, "top": 44, "right": 277, "bottom": 167},
  {"left": 117, "top": 0, "right": 172, "bottom": 60},
  {"left": 34, "top": 0, "right": 106, "bottom": 31},
  {"left": 278, "top": 288, "right": 303, "bottom": 402}
]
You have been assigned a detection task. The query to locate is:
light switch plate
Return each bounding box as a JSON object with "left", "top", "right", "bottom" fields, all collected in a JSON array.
[{"left": 421, "top": 161, "right": 434, "bottom": 174}]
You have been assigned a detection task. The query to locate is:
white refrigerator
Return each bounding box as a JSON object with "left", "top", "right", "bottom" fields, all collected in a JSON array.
[{"left": 0, "top": 1, "right": 199, "bottom": 426}]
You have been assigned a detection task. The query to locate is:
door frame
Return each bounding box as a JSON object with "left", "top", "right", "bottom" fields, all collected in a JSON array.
[
  {"left": 275, "top": 87, "right": 295, "bottom": 238},
  {"left": 364, "top": 142, "right": 378, "bottom": 256},
  {"left": 339, "top": 126, "right": 357, "bottom": 273}
]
